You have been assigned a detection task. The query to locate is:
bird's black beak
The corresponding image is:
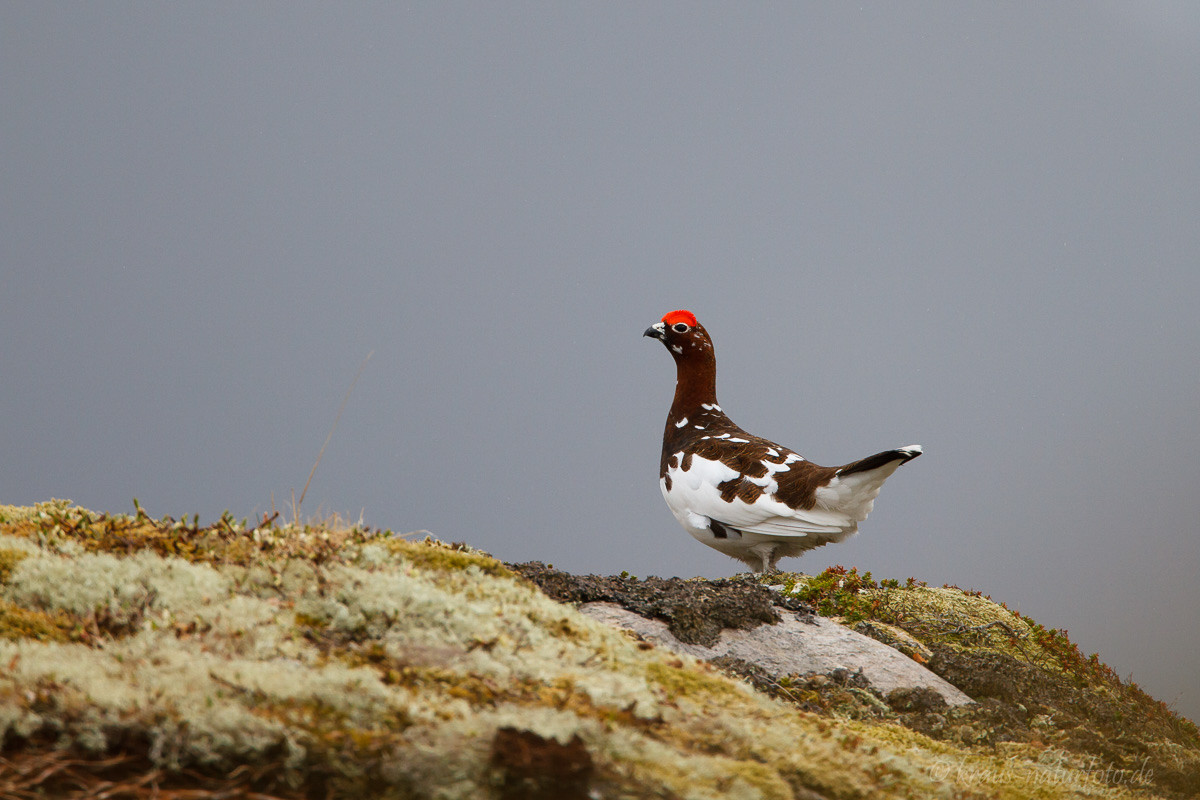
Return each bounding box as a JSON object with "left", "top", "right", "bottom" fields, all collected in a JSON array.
[{"left": 643, "top": 322, "right": 666, "bottom": 340}]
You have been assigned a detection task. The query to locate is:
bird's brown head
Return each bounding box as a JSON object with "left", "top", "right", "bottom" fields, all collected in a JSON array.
[
  {"left": 643, "top": 309, "right": 714, "bottom": 361},
  {"left": 645, "top": 308, "right": 719, "bottom": 413}
]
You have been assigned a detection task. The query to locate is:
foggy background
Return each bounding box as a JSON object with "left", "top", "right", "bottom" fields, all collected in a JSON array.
[{"left": 3, "top": 4, "right": 1198, "bottom": 722}]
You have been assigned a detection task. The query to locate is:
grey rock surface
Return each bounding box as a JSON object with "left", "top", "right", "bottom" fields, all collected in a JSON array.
[{"left": 579, "top": 601, "right": 973, "bottom": 707}]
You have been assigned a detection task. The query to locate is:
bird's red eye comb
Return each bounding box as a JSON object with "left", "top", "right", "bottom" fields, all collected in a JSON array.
[{"left": 661, "top": 309, "right": 698, "bottom": 327}]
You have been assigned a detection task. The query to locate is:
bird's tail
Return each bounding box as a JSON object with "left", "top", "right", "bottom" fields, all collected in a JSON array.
[{"left": 837, "top": 445, "right": 922, "bottom": 477}]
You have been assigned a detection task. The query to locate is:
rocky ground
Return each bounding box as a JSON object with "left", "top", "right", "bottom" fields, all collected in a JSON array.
[
  {"left": 512, "top": 561, "right": 1200, "bottom": 799},
  {"left": 1, "top": 500, "right": 1198, "bottom": 799}
]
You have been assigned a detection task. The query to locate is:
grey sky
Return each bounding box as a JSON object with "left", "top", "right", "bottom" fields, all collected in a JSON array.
[{"left": 3, "top": 4, "right": 1198, "bottom": 721}]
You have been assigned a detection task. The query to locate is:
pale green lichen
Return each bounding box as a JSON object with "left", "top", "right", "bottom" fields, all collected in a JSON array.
[
  {"left": 1, "top": 548, "right": 231, "bottom": 645},
  {"left": 0, "top": 503, "right": 1183, "bottom": 798}
]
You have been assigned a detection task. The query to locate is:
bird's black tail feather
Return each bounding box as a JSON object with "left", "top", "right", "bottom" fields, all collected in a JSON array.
[{"left": 838, "top": 445, "right": 922, "bottom": 476}]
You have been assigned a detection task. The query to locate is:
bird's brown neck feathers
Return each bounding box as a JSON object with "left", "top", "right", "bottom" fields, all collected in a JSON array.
[
  {"left": 669, "top": 357, "right": 716, "bottom": 420},
  {"left": 666, "top": 325, "right": 719, "bottom": 425}
]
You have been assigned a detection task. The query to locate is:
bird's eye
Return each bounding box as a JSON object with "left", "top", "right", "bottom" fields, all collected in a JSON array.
[{"left": 672, "top": 322, "right": 690, "bottom": 333}]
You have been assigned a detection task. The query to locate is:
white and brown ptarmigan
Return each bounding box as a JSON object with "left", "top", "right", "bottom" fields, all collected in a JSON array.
[{"left": 644, "top": 309, "right": 921, "bottom": 573}]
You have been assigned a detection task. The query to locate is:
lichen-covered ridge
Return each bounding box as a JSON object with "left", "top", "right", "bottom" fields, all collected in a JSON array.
[{"left": 1, "top": 500, "right": 1196, "bottom": 799}]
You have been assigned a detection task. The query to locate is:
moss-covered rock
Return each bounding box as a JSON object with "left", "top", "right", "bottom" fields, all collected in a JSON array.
[
  {"left": 511, "top": 561, "right": 810, "bottom": 646},
  {"left": 762, "top": 567, "right": 1200, "bottom": 798},
  {"left": 0, "top": 502, "right": 1195, "bottom": 799}
]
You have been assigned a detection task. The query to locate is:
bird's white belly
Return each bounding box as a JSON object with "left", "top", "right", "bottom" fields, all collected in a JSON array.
[
  {"left": 659, "top": 450, "right": 863, "bottom": 571},
  {"left": 660, "top": 453, "right": 795, "bottom": 532}
]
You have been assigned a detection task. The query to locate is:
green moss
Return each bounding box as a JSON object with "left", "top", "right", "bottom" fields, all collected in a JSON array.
[
  {"left": 0, "top": 599, "right": 76, "bottom": 642},
  {"left": 294, "top": 611, "right": 329, "bottom": 630},
  {"left": 643, "top": 755, "right": 794, "bottom": 800},
  {"left": 0, "top": 548, "right": 29, "bottom": 584},
  {"left": 385, "top": 537, "right": 513, "bottom": 578},
  {"left": 774, "top": 568, "right": 1107, "bottom": 681},
  {"left": 785, "top": 565, "right": 883, "bottom": 622},
  {"left": 0, "top": 500, "right": 396, "bottom": 570},
  {"left": 644, "top": 658, "right": 749, "bottom": 705}
]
